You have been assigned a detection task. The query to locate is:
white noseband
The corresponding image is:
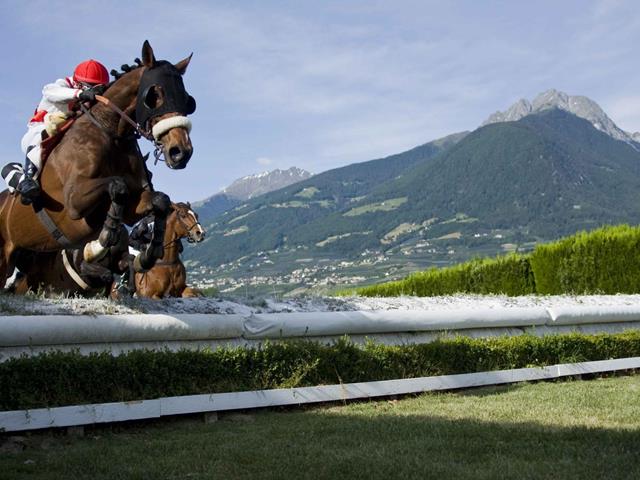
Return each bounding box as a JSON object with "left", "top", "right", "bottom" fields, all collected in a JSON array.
[{"left": 152, "top": 116, "right": 192, "bottom": 141}]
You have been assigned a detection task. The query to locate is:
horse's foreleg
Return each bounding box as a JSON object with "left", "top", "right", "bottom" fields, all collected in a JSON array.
[
  {"left": 133, "top": 191, "right": 171, "bottom": 273},
  {"left": 84, "top": 178, "right": 128, "bottom": 263}
]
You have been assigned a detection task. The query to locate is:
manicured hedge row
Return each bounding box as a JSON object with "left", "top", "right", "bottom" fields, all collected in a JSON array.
[
  {"left": 529, "top": 225, "right": 640, "bottom": 295},
  {"left": 356, "top": 254, "right": 535, "bottom": 297},
  {"left": 1, "top": 331, "right": 639, "bottom": 410},
  {"left": 354, "top": 224, "right": 640, "bottom": 297}
]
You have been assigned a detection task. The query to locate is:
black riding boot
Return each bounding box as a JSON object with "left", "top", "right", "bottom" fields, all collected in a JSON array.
[{"left": 16, "top": 156, "right": 40, "bottom": 206}]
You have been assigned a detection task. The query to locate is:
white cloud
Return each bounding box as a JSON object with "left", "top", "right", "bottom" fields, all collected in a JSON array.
[{"left": 256, "top": 157, "right": 273, "bottom": 166}]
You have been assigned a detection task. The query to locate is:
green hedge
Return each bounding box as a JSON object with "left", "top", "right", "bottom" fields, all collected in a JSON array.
[
  {"left": 354, "top": 224, "right": 640, "bottom": 297},
  {"left": 2, "top": 331, "right": 639, "bottom": 411},
  {"left": 529, "top": 225, "right": 640, "bottom": 295},
  {"left": 357, "top": 254, "right": 535, "bottom": 297}
]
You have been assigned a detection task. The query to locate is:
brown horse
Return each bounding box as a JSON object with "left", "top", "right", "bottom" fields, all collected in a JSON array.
[
  {"left": 0, "top": 41, "right": 194, "bottom": 288},
  {"left": 135, "top": 202, "right": 205, "bottom": 299},
  {"left": 8, "top": 225, "right": 131, "bottom": 297}
]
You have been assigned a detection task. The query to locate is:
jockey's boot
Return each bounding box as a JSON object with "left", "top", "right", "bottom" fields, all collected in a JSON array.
[{"left": 16, "top": 156, "right": 41, "bottom": 206}]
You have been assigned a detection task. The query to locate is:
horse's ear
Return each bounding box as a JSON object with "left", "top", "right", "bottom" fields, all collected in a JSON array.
[
  {"left": 174, "top": 53, "right": 193, "bottom": 75},
  {"left": 141, "top": 40, "right": 156, "bottom": 68}
]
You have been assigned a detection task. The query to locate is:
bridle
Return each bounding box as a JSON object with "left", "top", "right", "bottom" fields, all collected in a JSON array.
[
  {"left": 80, "top": 59, "right": 195, "bottom": 165},
  {"left": 80, "top": 95, "right": 166, "bottom": 163},
  {"left": 174, "top": 208, "right": 202, "bottom": 244}
]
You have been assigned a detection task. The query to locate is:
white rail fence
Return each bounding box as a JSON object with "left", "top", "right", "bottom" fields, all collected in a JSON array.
[
  {"left": 2, "top": 305, "right": 639, "bottom": 432},
  {"left": 2, "top": 305, "right": 640, "bottom": 360}
]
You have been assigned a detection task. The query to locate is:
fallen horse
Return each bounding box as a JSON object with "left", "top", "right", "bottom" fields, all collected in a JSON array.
[
  {"left": 135, "top": 202, "right": 205, "bottom": 299},
  {"left": 0, "top": 41, "right": 196, "bottom": 289}
]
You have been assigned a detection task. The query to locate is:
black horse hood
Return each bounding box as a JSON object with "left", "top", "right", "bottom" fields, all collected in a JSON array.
[{"left": 136, "top": 61, "right": 196, "bottom": 128}]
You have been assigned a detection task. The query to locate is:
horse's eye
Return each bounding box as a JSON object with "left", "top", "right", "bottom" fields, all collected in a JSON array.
[{"left": 143, "top": 85, "right": 165, "bottom": 109}]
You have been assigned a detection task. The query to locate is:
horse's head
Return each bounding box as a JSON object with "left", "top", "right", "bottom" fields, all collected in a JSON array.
[
  {"left": 171, "top": 202, "right": 205, "bottom": 243},
  {"left": 136, "top": 41, "right": 196, "bottom": 169}
]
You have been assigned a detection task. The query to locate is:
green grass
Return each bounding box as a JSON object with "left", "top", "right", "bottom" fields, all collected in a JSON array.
[
  {"left": 294, "top": 186, "right": 320, "bottom": 198},
  {"left": 343, "top": 196, "right": 408, "bottom": 216},
  {"left": 2, "top": 375, "right": 638, "bottom": 479}
]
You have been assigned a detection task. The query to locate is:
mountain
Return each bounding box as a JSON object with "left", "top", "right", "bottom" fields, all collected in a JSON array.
[
  {"left": 186, "top": 93, "right": 640, "bottom": 295},
  {"left": 223, "top": 167, "right": 313, "bottom": 200},
  {"left": 194, "top": 167, "right": 312, "bottom": 223},
  {"left": 483, "top": 89, "right": 640, "bottom": 149},
  {"left": 371, "top": 108, "right": 640, "bottom": 237},
  {"left": 192, "top": 194, "right": 240, "bottom": 226},
  {"left": 187, "top": 131, "right": 468, "bottom": 263}
]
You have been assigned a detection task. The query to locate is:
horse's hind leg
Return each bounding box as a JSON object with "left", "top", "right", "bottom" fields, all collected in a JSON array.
[
  {"left": 133, "top": 192, "right": 171, "bottom": 272},
  {"left": 84, "top": 178, "right": 128, "bottom": 263},
  {"left": 0, "top": 246, "right": 7, "bottom": 289},
  {"left": 182, "top": 286, "right": 202, "bottom": 297},
  {"left": 0, "top": 236, "right": 17, "bottom": 290}
]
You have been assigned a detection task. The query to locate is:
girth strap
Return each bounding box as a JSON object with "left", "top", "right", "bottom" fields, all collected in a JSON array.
[
  {"left": 62, "top": 249, "right": 91, "bottom": 290},
  {"left": 34, "top": 206, "right": 74, "bottom": 247}
]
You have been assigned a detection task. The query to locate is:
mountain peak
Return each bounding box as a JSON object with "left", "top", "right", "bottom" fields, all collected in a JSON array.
[
  {"left": 483, "top": 89, "right": 639, "bottom": 148},
  {"left": 222, "top": 167, "right": 313, "bottom": 200}
]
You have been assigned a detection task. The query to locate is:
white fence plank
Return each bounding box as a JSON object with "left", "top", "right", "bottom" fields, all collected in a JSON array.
[{"left": 2, "top": 357, "right": 639, "bottom": 433}]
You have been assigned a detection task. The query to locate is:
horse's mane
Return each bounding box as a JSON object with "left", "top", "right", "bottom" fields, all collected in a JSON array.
[{"left": 110, "top": 58, "right": 143, "bottom": 81}]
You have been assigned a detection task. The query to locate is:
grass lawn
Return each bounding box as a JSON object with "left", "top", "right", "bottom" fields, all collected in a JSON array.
[{"left": 1, "top": 374, "right": 639, "bottom": 479}]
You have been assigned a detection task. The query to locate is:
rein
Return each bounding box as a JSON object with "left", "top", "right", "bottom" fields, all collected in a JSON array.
[
  {"left": 83, "top": 95, "right": 165, "bottom": 163},
  {"left": 94, "top": 95, "right": 154, "bottom": 141}
]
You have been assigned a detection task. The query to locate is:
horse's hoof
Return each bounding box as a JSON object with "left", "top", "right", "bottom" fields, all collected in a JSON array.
[
  {"left": 98, "top": 227, "right": 120, "bottom": 248},
  {"left": 84, "top": 239, "right": 108, "bottom": 263}
]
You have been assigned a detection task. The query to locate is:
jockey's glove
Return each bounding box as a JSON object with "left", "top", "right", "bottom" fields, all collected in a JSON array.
[
  {"left": 78, "top": 89, "right": 96, "bottom": 103},
  {"left": 78, "top": 85, "right": 106, "bottom": 103}
]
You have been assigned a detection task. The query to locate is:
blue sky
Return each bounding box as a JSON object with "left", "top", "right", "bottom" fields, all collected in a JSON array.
[{"left": 1, "top": 0, "right": 639, "bottom": 202}]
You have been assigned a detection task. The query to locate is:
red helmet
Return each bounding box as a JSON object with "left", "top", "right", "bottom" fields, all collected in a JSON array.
[{"left": 73, "top": 60, "right": 109, "bottom": 85}]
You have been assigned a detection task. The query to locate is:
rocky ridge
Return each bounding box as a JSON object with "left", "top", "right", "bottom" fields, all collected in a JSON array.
[
  {"left": 483, "top": 89, "right": 640, "bottom": 149},
  {"left": 222, "top": 167, "right": 313, "bottom": 200}
]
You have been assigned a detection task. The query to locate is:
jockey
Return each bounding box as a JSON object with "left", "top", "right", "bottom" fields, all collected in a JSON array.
[{"left": 9, "top": 60, "right": 110, "bottom": 205}]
